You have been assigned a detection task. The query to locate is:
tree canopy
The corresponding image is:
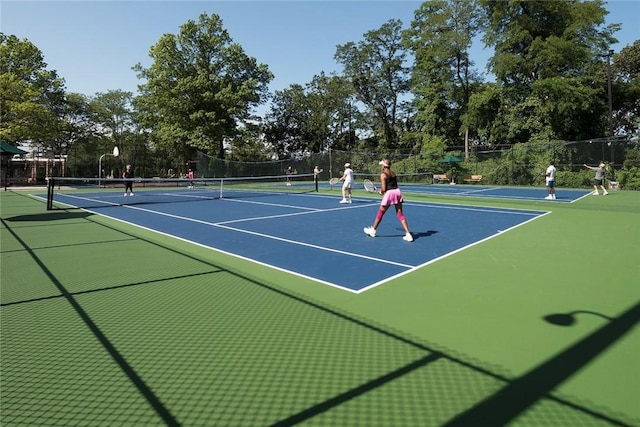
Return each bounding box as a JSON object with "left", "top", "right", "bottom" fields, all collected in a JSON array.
[
  {"left": 133, "top": 12, "right": 273, "bottom": 162},
  {"left": 1, "top": 2, "right": 638, "bottom": 186}
]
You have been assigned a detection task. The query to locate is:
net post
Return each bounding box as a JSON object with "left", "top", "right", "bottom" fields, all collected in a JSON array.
[{"left": 46, "top": 177, "right": 54, "bottom": 210}]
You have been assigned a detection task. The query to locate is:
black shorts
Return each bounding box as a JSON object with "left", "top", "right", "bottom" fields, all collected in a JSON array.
[{"left": 594, "top": 179, "right": 603, "bottom": 186}]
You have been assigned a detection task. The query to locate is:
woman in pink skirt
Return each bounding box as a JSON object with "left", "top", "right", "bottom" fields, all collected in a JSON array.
[{"left": 363, "top": 158, "right": 413, "bottom": 242}]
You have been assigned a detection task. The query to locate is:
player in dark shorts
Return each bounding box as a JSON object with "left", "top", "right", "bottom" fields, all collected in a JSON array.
[
  {"left": 123, "top": 164, "right": 134, "bottom": 196},
  {"left": 583, "top": 163, "right": 609, "bottom": 195}
]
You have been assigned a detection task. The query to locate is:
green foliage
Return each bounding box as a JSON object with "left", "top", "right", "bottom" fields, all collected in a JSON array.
[
  {"left": 264, "top": 74, "right": 356, "bottom": 157},
  {"left": 622, "top": 144, "right": 640, "bottom": 169},
  {"left": 557, "top": 170, "right": 592, "bottom": 189},
  {"left": 615, "top": 167, "right": 640, "bottom": 190},
  {"left": 0, "top": 33, "right": 64, "bottom": 145},
  {"left": 616, "top": 145, "right": 640, "bottom": 190},
  {"left": 335, "top": 19, "right": 410, "bottom": 150},
  {"left": 404, "top": 0, "right": 484, "bottom": 145},
  {"left": 133, "top": 13, "right": 273, "bottom": 159},
  {"left": 478, "top": 0, "right": 616, "bottom": 145},
  {"left": 2, "top": 4, "right": 638, "bottom": 185},
  {"left": 611, "top": 41, "right": 640, "bottom": 135}
]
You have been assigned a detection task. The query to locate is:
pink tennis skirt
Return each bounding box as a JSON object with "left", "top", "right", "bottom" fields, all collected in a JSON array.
[{"left": 381, "top": 188, "right": 403, "bottom": 206}]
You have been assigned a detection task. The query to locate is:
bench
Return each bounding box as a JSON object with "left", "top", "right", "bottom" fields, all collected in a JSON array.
[
  {"left": 462, "top": 174, "right": 483, "bottom": 183},
  {"left": 433, "top": 174, "right": 450, "bottom": 183}
]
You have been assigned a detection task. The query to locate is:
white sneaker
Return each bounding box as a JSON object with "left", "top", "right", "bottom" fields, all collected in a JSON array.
[
  {"left": 130, "top": 193, "right": 134, "bottom": 196},
  {"left": 403, "top": 233, "right": 414, "bottom": 242},
  {"left": 603, "top": 191, "right": 609, "bottom": 195},
  {"left": 124, "top": 193, "right": 127, "bottom": 196},
  {"left": 340, "top": 199, "right": 348, "bottom": 203},
  {"left": 545, "top": 195, "right": 552, "bottom": 200},
  {"left": 592, "top": 191, "right": 599, "bottom": 195},
  {"left": 363, "top": 227, "right": 376, "bottom": 237},
  {"left": 552, "top": 194, "right": 556, "bottom": 199}
]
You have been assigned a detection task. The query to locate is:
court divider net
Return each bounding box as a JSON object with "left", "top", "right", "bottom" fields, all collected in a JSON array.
[{"left": 45, "top": 174, "right": 317, "bottom": 210}]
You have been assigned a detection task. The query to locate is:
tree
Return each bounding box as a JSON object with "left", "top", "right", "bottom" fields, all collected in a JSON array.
[
  {"left": 479, "top": 0, "right": 619, "bottom": 143},
  {"left": 611, "top": 41, "right": 640, "bottom": 135},
  {"left": 49, "top": 92, "right": 99, "bottom": 176},
  {"left": 133, "top": 13, "right": 273, "bottom": 162},
  {"left": 264, "top": 73, "right": 356, "bottom": 157},
  {"left": 464, "top": 83, "right": 508, "bottom": 146},
  {"left": 90, "top": 90, "right": 134, "bottom": 154},
  {"left": 264, "top": 84, "right": 308, "bottom": 157},
  {"left": 483, "top": 0, "right": 616, "bottom": 90},
  {"left": 0, "top": 33, "right": 65, "bottom": 146},
  {"left": 404, "top": 0, "right": 485, "bottom": 148},
  {"left": 335, "top": 19, "right": 411, "bottom": 150}
]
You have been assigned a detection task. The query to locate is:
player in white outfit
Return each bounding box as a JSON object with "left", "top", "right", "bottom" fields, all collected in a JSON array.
[{"left": 339, "top": 163, "right": 354, "bottom": 203}]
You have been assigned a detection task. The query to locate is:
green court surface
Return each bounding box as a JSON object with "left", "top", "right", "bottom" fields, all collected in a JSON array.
[{"left": 1, "top": 188, "right": 639, "bottom": 426}]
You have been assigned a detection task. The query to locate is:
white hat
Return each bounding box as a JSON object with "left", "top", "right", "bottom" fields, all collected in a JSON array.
[
  {"left": 379, "top": 160, "right": 390, "bottom": 167},
  {"left": 344, "top": 163, "right": 350, "bottom": 168},
  {"left": 599, "top": 162, "right": 605, "bottom": 167}
]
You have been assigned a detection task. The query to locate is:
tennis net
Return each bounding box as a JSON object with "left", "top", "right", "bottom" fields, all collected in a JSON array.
[{"left": 45, "top": 174, "right": 317, "bottom": 210}]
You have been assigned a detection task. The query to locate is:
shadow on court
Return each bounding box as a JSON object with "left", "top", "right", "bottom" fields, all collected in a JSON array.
[
  {"left": 2, "top": 210, "right": 636, "bottom": 426},
  {"left": 6, "top": 211, "right": 94, "bottom": 222}
]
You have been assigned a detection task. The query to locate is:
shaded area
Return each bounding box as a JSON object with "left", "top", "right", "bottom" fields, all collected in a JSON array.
[
  {"left": 1, "top": 218, "right": 180, "bottom": 425},
  {"left": 544, "top": 310, "right": 615, "bottom": 326},
  {"left": 445, "top": 303, "right": 640, "bottom": 426},
  {"left": 1, "top": 191, "right": 637, "bottom": 426},
  {"left": 6, "top": 211, "right": 94, "bottom": 222}
]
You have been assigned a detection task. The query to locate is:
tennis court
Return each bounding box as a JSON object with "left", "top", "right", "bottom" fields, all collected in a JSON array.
[
  {"left": 35, "top": 181, "right": 550, "bottom": 292},
  {"left": 322, "top": 178, "right": 594, "bottom": 203},
  {"left": 1, "top": 185, "right": 639, "bottom": 426},
  {"left": 399, "top": 183, "right": 593, "bottom": 202}
]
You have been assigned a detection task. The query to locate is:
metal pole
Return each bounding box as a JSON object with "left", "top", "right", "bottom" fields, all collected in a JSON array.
[
  {"left": 47, "top": 177, "right": 54, "bottom": 210},
  {"left": 98, "top": 153, "right": 106, "bottom": 186},
  {"left": 606, "top": 49, "right": 614, "bottom": 180},
  {"left": 99, "top": 147, "right": 119, "bottom": 186}
]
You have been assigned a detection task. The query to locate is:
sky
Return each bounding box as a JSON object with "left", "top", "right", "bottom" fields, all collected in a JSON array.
[{"left": 2, "top": 0, "right": 639, "bottom": 115}]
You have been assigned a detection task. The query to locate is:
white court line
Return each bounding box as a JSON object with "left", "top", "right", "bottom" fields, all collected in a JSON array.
[
  {"left": 572, "top": 192, "right": 595, "bottom": 203},
  {"left": 59, "top": 193, "right": 123, "bottom": 206},
  {"left": 403, "top": 200, "right": 545, "bottom": 216},
  {"left": 354, "top": 210, "right": 552, "bottom": 293},
  {"left": 116, "top": 203, "right": 416, "bottom": 269},
  {"left": 458, "top": 187, "right": 502, "bottom": 195},
  {"left": 220, "top": 198, "right": 322, "bottom": 211},
  {"left": 60, "top": 205, "right": 360, "bottom": 293},
  {"left": 48, "top": 191, "right": 549, "bottom": 293}
]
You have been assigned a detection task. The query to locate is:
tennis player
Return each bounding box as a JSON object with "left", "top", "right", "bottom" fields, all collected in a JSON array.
[
  {"left": 545, "top": 160, "right": 556, "bottom": 200},
  {"left": 286, "top": 166, "right": 293, "bottom": 186},
  {"left": 339, "top": 163, "right": 354, "bottom": 203},
  {"left": 187, "top": 168, "right": 194, "bottom": 189},
  {"left": 123, "top": 164, "right": 134, "bottom": 196},
  {"left": 583, "top": 163, "right": 609, "bottom": 195},
  {"left": 363, "top": 159, "right": 413, "bottom": 242}
]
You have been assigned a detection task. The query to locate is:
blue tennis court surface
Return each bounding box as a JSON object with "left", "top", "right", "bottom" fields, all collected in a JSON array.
[
  {"left": 348, "top": 182, "right": 593, "bottom": 202},
  {"left": 42, "top": 189, "right": 550, "bottom": 292}
]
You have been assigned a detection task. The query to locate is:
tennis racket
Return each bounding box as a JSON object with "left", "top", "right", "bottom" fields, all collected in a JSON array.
[
  {"left": 363, "top": 179, "right": 378, "bottom": 193},
  {"left": 329, "top": 177, "right": 340, "bottom": 188}
]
